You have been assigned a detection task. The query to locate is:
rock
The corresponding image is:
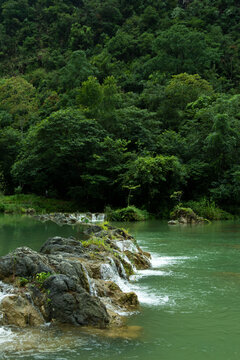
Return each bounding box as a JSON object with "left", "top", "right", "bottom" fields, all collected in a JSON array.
[
  {"left": 0, "top": 247, "right": 53, "bottom": 281},
  {"left": 117, "top": 292, "right": 139, "bottom": 309},
  {"left": 40, "top": 236, "right": 84, "bottom": 256},
  {"left": 0, "top": 294, "right": 45, "bottom": 327},
  {"left": 124, "top": 250, "right": 151, "bottom": 270},
  {"left": 170, "top": 207, "right": 206, "bottom": 224},
  {"left": 84, "top": 225, "right": 102, "bottom": 236},
  {"left": 168, "top": 220, "right": 178, "bottom": 225},
  {"left": 47, "top": 256, "right": 90, "bottom": 291},
  {"left": 25, "top": 208, "right": 36, "bottom": 214},
  {"left": 0, "top": 223, "right": 151, "bottom": 329},
  {"left": 44, "top": 274, "right": 110, "bottom": 328}
]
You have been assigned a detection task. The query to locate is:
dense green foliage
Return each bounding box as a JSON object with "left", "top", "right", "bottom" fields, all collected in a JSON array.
[
  {"left": 1, "top": 0, "right": 240, "bottom": 215},
  {"left": 106, "top": 206, "right": 149, "bottom": 221},
  {"left": 0, "top": 194, "right": 77, "bottom": 213}
]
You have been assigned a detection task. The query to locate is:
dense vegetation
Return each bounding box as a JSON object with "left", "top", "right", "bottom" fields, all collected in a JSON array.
[{"left": 1, "top": 0, "right": 240, "bottom": 215}]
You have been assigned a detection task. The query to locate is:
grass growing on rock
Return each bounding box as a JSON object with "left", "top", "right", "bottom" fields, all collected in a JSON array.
[
  {"left": 81, "top": 236, "right": 113, "bottom": 253},
  {"left": 106, "top": 206, "right": 149, "bottom": 222}
]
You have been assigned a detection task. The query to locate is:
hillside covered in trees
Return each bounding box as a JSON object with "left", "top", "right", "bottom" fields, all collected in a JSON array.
[{"left": 0, "top": 0, "right": 240, "bottom": 214}]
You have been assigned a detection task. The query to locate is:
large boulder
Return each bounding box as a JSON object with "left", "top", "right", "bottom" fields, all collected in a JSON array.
[
  {"left": 0, "top": 247, "right": 53, "bottom": 281},
  {"left": 44, "top": 274, "right": 109, "bottom": 327},
  {"left": 40, "top": 236, "right": 84, "bottom": 256}
]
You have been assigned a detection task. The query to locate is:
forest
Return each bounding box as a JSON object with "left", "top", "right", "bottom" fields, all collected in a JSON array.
[{"left": 0, "top": 0, "right": 240, "bottom": 215}]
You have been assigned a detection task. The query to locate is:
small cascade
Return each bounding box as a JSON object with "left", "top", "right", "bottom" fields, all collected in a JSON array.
[
  {"left": 77, "top": 213, "right": 105, "bottom": 223},
  {"left": 82, "top": 265, "right": 98, "bottom": 297},
  {"left": 107, "top": 257, "right": 128, "bottom": 280},
  {"left": 119, "top": 262, "right": 127, "bottom": 279},
  {"left": 100, "top": 260, "right": 132, "bottom": 294},
  {"left": 115, "top": 240, "right": 139, "bottom": 253},
  {"left": 93, "top": 213, "right": 105, "bottom": 222},
  {"left": 117, "top": 251, "right": 137, "bottom": 273},
  {"left": 108, "top": 257, "right": 119, "bottom": 274},
  {"left": 100, "top": 263, "right": 117, "bottom": 282},
  {"left": 0, "top": 281, "right": 16, "bottom": 346},
  {"left": 0, "top": 281, "right": 14, "bottom": 302}
]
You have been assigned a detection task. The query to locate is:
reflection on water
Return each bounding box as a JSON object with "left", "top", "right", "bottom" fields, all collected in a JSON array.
[{"left": 1, "top": 217, "right": 240, "bottom": 359}]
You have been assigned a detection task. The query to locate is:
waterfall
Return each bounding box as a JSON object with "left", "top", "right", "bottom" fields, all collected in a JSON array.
[
  {"left": 119, "top": 262, "right": 127, "bottom": 279},
  {"left": 91, "top": 213, "right": 105, "bottom": 223},
  {"left": 114, "top": 240, "right": 139, "bottom": 254},
  {"left": 76, "top": 213, "right": 105, "bottom": 223},
  {"left": 100, "top": 260, "right": 132, "bottom": 294},
  {"left": 0, "top": 281, "right": 16, "bottom": 345},
  {"left": 81, "top": 265, "right": 98, "bottom": 297},
  {"left": 0, "top": 281, "right": 14, "bottom": 302}
]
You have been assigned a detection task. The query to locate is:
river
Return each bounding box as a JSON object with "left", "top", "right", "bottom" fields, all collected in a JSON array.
[{"left": 0, "top": 215, "right": 240, "bottom": 360}]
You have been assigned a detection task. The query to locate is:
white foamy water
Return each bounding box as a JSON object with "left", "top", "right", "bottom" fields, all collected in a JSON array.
[
  {"left": 151, "top": 254, "right": 194, "bottom": 268},
  {"left": 100, "top": 258, "right": 171, "bottom": 307},
  {"left": 0, "top": 327, "right": 16, "bottom": 345},
  {"left": 134, "top": 269, "right": 172, "bottom": 277},
  {"left": 0, "top": 281, "right": 16, "bottom": 347},
  {"left": 114, "top": 240, "right": 139, "bottom": 253}
]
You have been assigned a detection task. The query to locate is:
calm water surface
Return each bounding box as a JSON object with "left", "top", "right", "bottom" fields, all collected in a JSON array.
[{"left": 1, "top": 215, "right": 240, "bottom": 360}]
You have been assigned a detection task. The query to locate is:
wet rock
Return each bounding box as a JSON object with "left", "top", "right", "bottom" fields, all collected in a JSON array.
[
  {"left": 0, "top": 223, "right": 151, "bottom": 329},
  {"left": 117, "top": 292, "right": 139, "bottom": 309},
  {"left": 0, "top": 294, "right": 45, "bottom": 327},
  {"left": 124, "top": 250, "right": 151, "bottom": 270},
  {"left": 44, "top": 274, "right": 109, "bottom": 328}
]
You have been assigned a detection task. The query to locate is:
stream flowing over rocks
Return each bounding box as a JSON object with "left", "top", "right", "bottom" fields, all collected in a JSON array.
[{"left": 0, "top": 223, "right": 151, "bottom": 329}]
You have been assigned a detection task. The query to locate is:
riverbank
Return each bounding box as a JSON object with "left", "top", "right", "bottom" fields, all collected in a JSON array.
[{"left": 0, "top": 194, "right": 78, "bottom": 214}]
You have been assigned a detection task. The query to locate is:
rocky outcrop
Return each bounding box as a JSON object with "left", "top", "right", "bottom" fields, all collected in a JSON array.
[
  {"left": 0, "top": 224, "right": 151, "bottom": 329},
  {"left": 169, "top": 207, "right": 207, "bottom": 225},
  {"left": 34, "top": 212, "right": 105, "bottom": 225}
]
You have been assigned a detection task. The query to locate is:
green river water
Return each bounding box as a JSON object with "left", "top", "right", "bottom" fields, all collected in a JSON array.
[{"left": 1, "top": 215, "right": 240, "bottom": 360}]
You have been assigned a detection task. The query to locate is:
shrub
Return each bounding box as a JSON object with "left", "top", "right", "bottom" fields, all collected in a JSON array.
[
  {"left": 184, "top": 198, "right": 233, "bottom": 220},
  {"left": 106, "top": 206, "right": 149, "bottom": 221}
]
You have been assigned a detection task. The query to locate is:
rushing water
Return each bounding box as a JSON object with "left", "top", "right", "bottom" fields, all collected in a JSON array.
[{"left": 1, "top": 215, "right": 240, "bottom": 359}]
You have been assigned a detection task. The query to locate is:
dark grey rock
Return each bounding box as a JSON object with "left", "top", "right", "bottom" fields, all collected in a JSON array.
[
  {"left": 83, "top": 225, "right": 102, "bottom": 236},
  {"left": 44, "top": 274, "right": 109, "bottom": 327},
  {"left": 0, "top": 247, "right": 53, "bottom": 280},
  {"left": 40, "top": 236, "right": 84, "bottom": 255}
]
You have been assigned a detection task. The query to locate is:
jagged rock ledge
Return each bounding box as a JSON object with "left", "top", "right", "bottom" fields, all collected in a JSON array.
[
  {"left": 0, "top": 224, "right": 151, "bottom": 329},
  {"left": 33, "top": 212, "right": 105, "bottom": 225}
]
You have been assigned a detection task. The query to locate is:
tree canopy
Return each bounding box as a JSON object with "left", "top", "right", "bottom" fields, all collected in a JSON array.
[{"left": 1, "top": 0, "right": 240, "bottom": 214}]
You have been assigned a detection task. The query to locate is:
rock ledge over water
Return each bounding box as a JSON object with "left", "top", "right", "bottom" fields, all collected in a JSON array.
[{"left": 0, "top": 224, "right": 151, "bottom": 329}]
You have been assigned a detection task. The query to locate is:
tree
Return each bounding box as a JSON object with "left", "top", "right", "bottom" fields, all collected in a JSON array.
[
  {"left": 143, "top": 24, "right": 221, "bottom": 77},
  {"left": 12, "top": 109, "right": 107, "bottom": 197},
  {"left": 122, "top": 155, "right": 186, "bottom": 212},
  {"left": 165, "top": 73, "right": 214, "bottom": 110},
  {"left": 0, "top": 76, "right": 37, "bottom": 131},
  {"left": 0, "top": 127, "right": 20, "bottom": 193}
]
